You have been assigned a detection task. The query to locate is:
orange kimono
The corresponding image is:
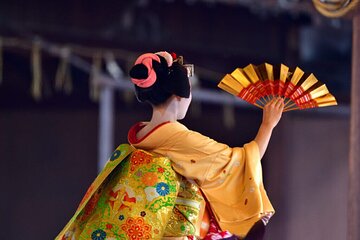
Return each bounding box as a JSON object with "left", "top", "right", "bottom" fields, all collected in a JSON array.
[{"left": 128, "top": 121, "right": 275, "bottom": 238}]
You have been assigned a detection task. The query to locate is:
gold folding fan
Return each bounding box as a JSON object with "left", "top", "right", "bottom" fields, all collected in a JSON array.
[{"left": 218, "top": 63, "right": 337, "bottom": 112}]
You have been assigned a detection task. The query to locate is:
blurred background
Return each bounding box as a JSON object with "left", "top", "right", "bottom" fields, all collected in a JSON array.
[{"left": 0, "top": 0, "right": 355, "bottom": 239}]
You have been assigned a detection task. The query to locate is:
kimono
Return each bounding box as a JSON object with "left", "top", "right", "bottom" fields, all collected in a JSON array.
[
  {"left": 56, "top": 145, "right": 206, "bottom": 240},
  {"left": 56, "top": 121, "right": 274, "bottom": 239},
  {"left": 128, "top": 121, "right": 274, "bottom": 238}
]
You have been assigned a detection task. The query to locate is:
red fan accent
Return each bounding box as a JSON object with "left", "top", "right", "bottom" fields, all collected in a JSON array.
[{"left": 218, "top": 63, "right": 337, "bottom": 112}]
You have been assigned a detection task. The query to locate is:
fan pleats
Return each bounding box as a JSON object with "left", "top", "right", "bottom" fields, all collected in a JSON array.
[{"left": 218, "top": 63, "right": 337, "bottom": 112}]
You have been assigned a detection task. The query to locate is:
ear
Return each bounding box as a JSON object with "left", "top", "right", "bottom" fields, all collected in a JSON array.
[{"left": 175, "top": 96, "right": 182, "bottom": 101}]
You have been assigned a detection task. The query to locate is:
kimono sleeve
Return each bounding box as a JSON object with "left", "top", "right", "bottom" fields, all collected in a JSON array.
[
  {"left": 163, "top": 129, "right": 248, "bottom": 186},
  {"left": 162, "top": 127, "right": 274, "bottom": 237}
]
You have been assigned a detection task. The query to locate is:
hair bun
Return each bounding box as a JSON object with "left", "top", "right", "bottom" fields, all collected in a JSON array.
[{"left": 129, "top": 64, "right": 148, "bottom": 80}]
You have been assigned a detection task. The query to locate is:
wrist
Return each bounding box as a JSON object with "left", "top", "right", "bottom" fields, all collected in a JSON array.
[{"left": 260, "top": 122, "right": 275, "bottom": 131}]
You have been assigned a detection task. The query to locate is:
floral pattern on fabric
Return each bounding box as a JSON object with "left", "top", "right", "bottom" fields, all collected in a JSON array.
[
  {"left": 144, "top": 187, "right": 159, "bottom": 202},
  {"left": 203, "top": 216, "right": 234, "bottom": 240},
  {"left": 110, "top": 150, "right": 122, "bottom": 161},
  {"left": 141, "top": 172, "right": 158, "bottom": 186},
  {"left": 120, "top": 217, "right": 152, "bottom": 240},
  {"left": 57, "top": 144, "right": 206, "bottom": 240},
  {"left": 156, "top": 182, "right": 170, "bottom": 196},
  {"left": 57, "top": 146, "right": 181, "bottom": 239},
  {"left": 163, "top": 176, "right": 206, "bottom": 237},
  {"left": 129, "top": 150, "right": 152, "bottom": 173},
  {"left": 91, "top": 229, "right": 107, "bottom": 240}
]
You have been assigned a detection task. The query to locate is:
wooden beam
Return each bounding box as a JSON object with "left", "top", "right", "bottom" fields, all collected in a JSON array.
[{"left": 348, "top": 11, "right": 360, "bottom": 240}]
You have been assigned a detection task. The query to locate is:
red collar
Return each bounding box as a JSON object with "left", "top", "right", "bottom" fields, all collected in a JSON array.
[{"left": 128, "top": 121, "right": 170, "bottom": 144}]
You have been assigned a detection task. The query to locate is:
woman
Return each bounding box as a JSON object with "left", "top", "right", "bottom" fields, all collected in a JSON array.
[
  {"left": 56, "top": 51, "right": 283, "bottom": 240},
  {"left": 127, "top": 51, "right": 284, "bottom": 239}
]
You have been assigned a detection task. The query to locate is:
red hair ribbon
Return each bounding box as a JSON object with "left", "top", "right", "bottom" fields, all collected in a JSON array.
[{"left": 131, "top": 53, "right": 160, "bottom": 88}]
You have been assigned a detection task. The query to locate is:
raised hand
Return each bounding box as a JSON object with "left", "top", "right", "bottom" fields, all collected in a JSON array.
[
  {"left": 262, "top": 97, "right": 285, "bottom": 129},
  {"left": 255, "top": 97, "right": 285, "bottom": 158}
]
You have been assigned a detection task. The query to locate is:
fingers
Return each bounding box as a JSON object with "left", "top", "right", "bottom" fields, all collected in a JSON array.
[
  {"left": 266, "top": 97, "right": 284, "bottom": 108},
  {"left": 262, "top": 97, "right": 284, "bottom": 128},
  {"left": 275, "top": 97, "right": 284, "bottom": 109}
]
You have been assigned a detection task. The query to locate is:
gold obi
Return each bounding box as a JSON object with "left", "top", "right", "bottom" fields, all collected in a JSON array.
[{"left": 56, "top": 144, "right": 205, "bottom": 240}]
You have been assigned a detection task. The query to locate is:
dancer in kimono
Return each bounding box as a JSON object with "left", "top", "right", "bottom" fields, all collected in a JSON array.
[
  {"left": 57, "top": 51, "right": 284, "bottom": 240},
  {"left": 127, "top": 51, "right": 284, "bottom": 239}
]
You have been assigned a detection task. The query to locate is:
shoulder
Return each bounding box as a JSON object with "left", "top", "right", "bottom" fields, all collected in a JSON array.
[{"left": 168, "top": 122, "right": 230, "bottom": 153}]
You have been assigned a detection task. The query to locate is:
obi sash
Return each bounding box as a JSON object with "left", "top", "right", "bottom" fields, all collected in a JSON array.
[{"left": 56, "top": 144, "right": 205, "bottom": 240}]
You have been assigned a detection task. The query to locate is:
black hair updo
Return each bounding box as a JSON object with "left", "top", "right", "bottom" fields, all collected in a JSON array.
[{"left": 129, "top": 52, "right": 191, "bottom": 106}]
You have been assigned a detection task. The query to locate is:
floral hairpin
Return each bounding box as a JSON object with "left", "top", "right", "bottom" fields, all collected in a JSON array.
[{"left": 168, "top": 52, "right": 194, "bottom": 78}]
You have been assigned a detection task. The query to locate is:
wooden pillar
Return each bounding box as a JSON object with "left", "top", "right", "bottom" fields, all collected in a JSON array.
[{"left": 348, "top": 12, "right": 360, "bottom": 240}]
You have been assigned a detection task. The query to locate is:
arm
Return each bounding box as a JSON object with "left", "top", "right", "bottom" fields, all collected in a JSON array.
[{"left": 254, "top": 97, "right": 284, "bottom": 159}]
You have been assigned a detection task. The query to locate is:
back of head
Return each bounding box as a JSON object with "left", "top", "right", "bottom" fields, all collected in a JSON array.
[{"left": 129, "top": 51, "right": 191, "bottom": 106}]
